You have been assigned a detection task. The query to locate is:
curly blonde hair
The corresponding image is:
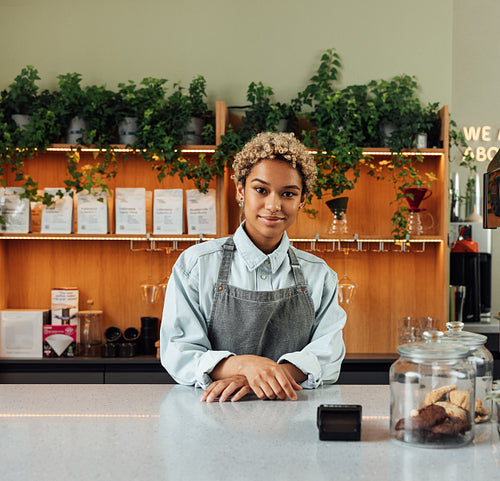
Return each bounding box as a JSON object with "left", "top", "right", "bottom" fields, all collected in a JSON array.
[{"left": 232, "top": 132, "right": 317, "bottom": 197}]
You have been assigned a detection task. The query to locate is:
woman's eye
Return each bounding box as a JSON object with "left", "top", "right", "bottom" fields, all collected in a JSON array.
[
  {"left": 255, "top": 187, "right": 267, "bottom": 194},
  {"left": 282, "top": 191, "right": 296, "bottom": 198}
]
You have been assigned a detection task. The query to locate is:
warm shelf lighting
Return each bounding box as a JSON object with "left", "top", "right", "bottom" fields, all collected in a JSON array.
[
  {"left": 0, "top": 234, "right": 216, "bottom": 241},
  {"left": 45, "top": 145, "right": 216, "bottom": 154}
]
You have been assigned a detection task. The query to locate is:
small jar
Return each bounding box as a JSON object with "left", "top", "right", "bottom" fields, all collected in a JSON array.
[
  {"left": 443, "top": 322, "right": 493, "bottom": 423},
  {"left": 78, "top": 302, "right": 103, "bottom": 357},
  {"left": 390, "top": 331, "right": 475, "bottom": 448}
]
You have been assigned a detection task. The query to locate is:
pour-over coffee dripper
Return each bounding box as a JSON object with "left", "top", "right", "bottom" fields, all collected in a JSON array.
[
  {"left": 403, "top": 188, "right": 434, "bottom": 236},
  {"left": 326, "top": 197, "right": 348, "bottom": 235}
]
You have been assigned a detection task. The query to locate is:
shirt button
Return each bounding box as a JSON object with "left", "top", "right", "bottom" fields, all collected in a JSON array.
[
  {"left": 265, "top": 260, "right": 270, "bottom": 264},
  {"left": 261, "top": 275, "right": 267, "bottom": 280}
]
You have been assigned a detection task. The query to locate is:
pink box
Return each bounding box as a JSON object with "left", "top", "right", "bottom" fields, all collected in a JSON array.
[{"left": 43, "top": 325, "right": 77, "bottom": 357}]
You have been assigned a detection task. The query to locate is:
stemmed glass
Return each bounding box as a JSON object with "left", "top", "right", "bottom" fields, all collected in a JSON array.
[
  {"left": 338, "top": 247, "right": 358, "bottom": 306},
  {"left": 157, "top": 255, "right": 172, "bottom": 304},
  {"left": 139, "top": 251, "right": 159, "bottom": 304}
]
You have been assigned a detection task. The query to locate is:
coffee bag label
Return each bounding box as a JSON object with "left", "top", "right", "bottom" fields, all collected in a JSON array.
[
  {"left": 153, "top": 189, "right": 184, "bottom": 234},
  {"left": 186, "top": 189, "right": 216, "bottom": 235},
  {"left": 0, "top": 187, "right": 30, "bottom": 233},
  {"left": 115, "top": 188, "right": 146, "bottom": 234},
  {"left": 41, "top": 188, "right": 74, "bottom": 234},
  {"left": 77, "top": 189, "right": 109, "bottom": 234}
]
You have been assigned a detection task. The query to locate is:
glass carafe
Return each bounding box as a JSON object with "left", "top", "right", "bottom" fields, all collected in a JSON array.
[
  {"left": 407, "top": 210, "right": 434, "bottom": 236},
  {"left": 326, "top": 197, "right": 348, "bottom": 236},
  {"left": 78, "top": 300, "right": 103, "bottom": 357},
  {"left": 443, "top": 321, "right": 493, "bottom": 423}
]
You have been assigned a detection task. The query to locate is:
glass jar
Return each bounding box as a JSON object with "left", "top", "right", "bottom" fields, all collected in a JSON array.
[
  {"left": 443, "top": 321, "right": 493, "bottom": 423},
  {"left": 390, "top": 331, "right": 475, "bottom": 448},
  {"left": 78, "top": 308, "right": 103, "bottom": 357}
]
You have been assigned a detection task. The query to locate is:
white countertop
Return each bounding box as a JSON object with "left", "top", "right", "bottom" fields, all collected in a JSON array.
[
  {"left": 0, "top": 384, "right": 498, "bottom": 481},
  {"left": 463, "top": 317, "right": 500, "bottom": 334}
]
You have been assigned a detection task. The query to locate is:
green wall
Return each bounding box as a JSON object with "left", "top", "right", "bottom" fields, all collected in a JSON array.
[{"left": 0, "top": 0, "right": 452, "bottom": 106}]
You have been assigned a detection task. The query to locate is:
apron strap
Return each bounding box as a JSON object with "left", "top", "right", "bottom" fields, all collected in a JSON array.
[
  {"left": 215, "top": 237, "right": 235, "bottom": 287},
  {"left": 288, "top": 248, "right": 308, "bottom": 289}
]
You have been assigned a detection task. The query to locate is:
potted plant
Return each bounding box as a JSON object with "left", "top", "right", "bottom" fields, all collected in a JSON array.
[
  {"left": 368, "top": 74, "right": 440, "bottom": 150},
  {"left": 55, "top": 72, "right": 88, "bottom": 144},
  {"left": 0, "top": 65, "right": 40, "bottom": 129},
  {"left": 0, "top": 86, "right": 63, "bottom": 224},
  {"left": 295, "top": 49, "right": 371, "bottom": 223},
  {"left": 116, "top": 77, "right": 168, "bottom": 146},
  {"left": 184, "top": 75, "right": 209, "bottom": 145},
  {"left": 213, "top": 81, "right": 289, "bottom": 174},
  {"left": 80, "top": 84, "right": 118, "bottom": 146}
]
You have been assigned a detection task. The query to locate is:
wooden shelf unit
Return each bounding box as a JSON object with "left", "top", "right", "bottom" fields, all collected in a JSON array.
[{"left": 0, "top": 103, "right": 449, "bottom": 355}]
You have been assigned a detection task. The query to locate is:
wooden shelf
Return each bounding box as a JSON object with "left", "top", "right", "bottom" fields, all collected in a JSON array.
[{"left": 0, "top": 102, "right": 450, "bottom": 356}]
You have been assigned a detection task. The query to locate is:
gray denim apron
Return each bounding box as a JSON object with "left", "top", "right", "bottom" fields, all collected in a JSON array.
[{"left": 208, "top": 237, "right": 315, "bottom": 362}]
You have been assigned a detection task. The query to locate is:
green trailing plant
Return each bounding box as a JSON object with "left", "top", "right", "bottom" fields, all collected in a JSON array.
[
  {"left": 296, "top": 48, "right": 341, "bottom": 109},
  {"left": 188, "top": 75, "right": 209, "bottom": 119},
  {"left": 55, "top": 72, "right": 87, "bottom": 129},
  {"left": 0, "top": 65, "right": 40, "bottom": 117},
  {"left": 81, "top": 84, "right": 119, "bottom": 146},
  {"left": 244, "top": 81, "right": 285, "bottom": 133},
  {"left": 116, "top": 77, "right": 168, "bottom": 123},
  {"left": 64, "top": 147, "right": 119, "bottom": 198},
  {"left": 365, "top": 76, "right": 441, "bottom": 237},
  {"left": 0, "top": 67, "right": 66, "bottom": 222},
  {"left": 303, "top": 84, "right": 379, "bottom": 200},
  {"left": 135, "top": 80, "right": 215, "bottom": 191},
  {"left": 213, "top": 80, "right": 299, "bottom": 174},
  {"left": 369, "top": 74, "right": 440, "bottom": 150},
  {"left": 0, "top": 58, "right": 454, "bottom": 235}
]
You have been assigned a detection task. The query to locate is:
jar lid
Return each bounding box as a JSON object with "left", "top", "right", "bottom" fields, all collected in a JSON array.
[
  {"left": 397, "top": 330, "right": 471, "bottom": 359},
  {"left": 442, "top": 321, "right": 487, "bottom": 347}
]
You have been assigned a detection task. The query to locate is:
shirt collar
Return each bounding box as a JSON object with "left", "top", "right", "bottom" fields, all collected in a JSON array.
[{"left": 233, "top": 223, "right": 290, "bottom": 273}]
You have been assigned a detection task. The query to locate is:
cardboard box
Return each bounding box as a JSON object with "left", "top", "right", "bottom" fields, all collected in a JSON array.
[
  {"left": 0, "top": 309, "right": 50, "bottom": 358},
  {"left": 51, "top": 288, "right": 79, "bottom": 342},
  {"left": 51, "top": 288, "right": 79, "bottom": 324},
  {"left": 43, "top": 325, "right": 77, "bottom": 357}
]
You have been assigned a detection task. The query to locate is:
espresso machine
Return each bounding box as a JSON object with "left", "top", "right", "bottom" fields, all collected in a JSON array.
[{"left": 449, "top": 235, "right": 492, "bottom": 322}]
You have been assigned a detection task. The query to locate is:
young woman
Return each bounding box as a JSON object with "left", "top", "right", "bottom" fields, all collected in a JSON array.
[{"left": 160, "top": 132, "right": 346, "bottom": 402}]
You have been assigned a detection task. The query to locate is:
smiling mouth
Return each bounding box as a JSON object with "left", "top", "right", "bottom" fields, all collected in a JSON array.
[{"left": 260, "top": 215, "right": 285, "bottom": 222}]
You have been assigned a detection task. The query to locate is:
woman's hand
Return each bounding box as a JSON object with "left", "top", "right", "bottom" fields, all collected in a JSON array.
[
  {"left": 209, "top": 355, "right": 303, "bottom": 401},
  {"left": 237, "top": 355, "right": 303, "bottom": 401},
  {"left": 200, "top": 375, "right": 252, "bottom": 403}
]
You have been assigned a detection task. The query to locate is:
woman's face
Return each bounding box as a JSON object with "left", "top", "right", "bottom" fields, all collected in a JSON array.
[{"left": 237, "top": 159, "right": 305, "bottom": 254}]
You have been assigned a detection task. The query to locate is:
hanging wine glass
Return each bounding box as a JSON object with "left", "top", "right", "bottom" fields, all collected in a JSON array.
[
  {"left": 338, "top": 247, "right": 358, "bottom": 306},
  {"left": 157, "top": 254, "right": 172, "bottom": 304},
  {"left": 139, "top": 250, "right": 158, "bottom": 304}
]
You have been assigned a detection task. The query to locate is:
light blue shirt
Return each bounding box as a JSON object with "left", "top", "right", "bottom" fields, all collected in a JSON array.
[{"left": 160, "top": 224, "right": 346, "bottom": 390}]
